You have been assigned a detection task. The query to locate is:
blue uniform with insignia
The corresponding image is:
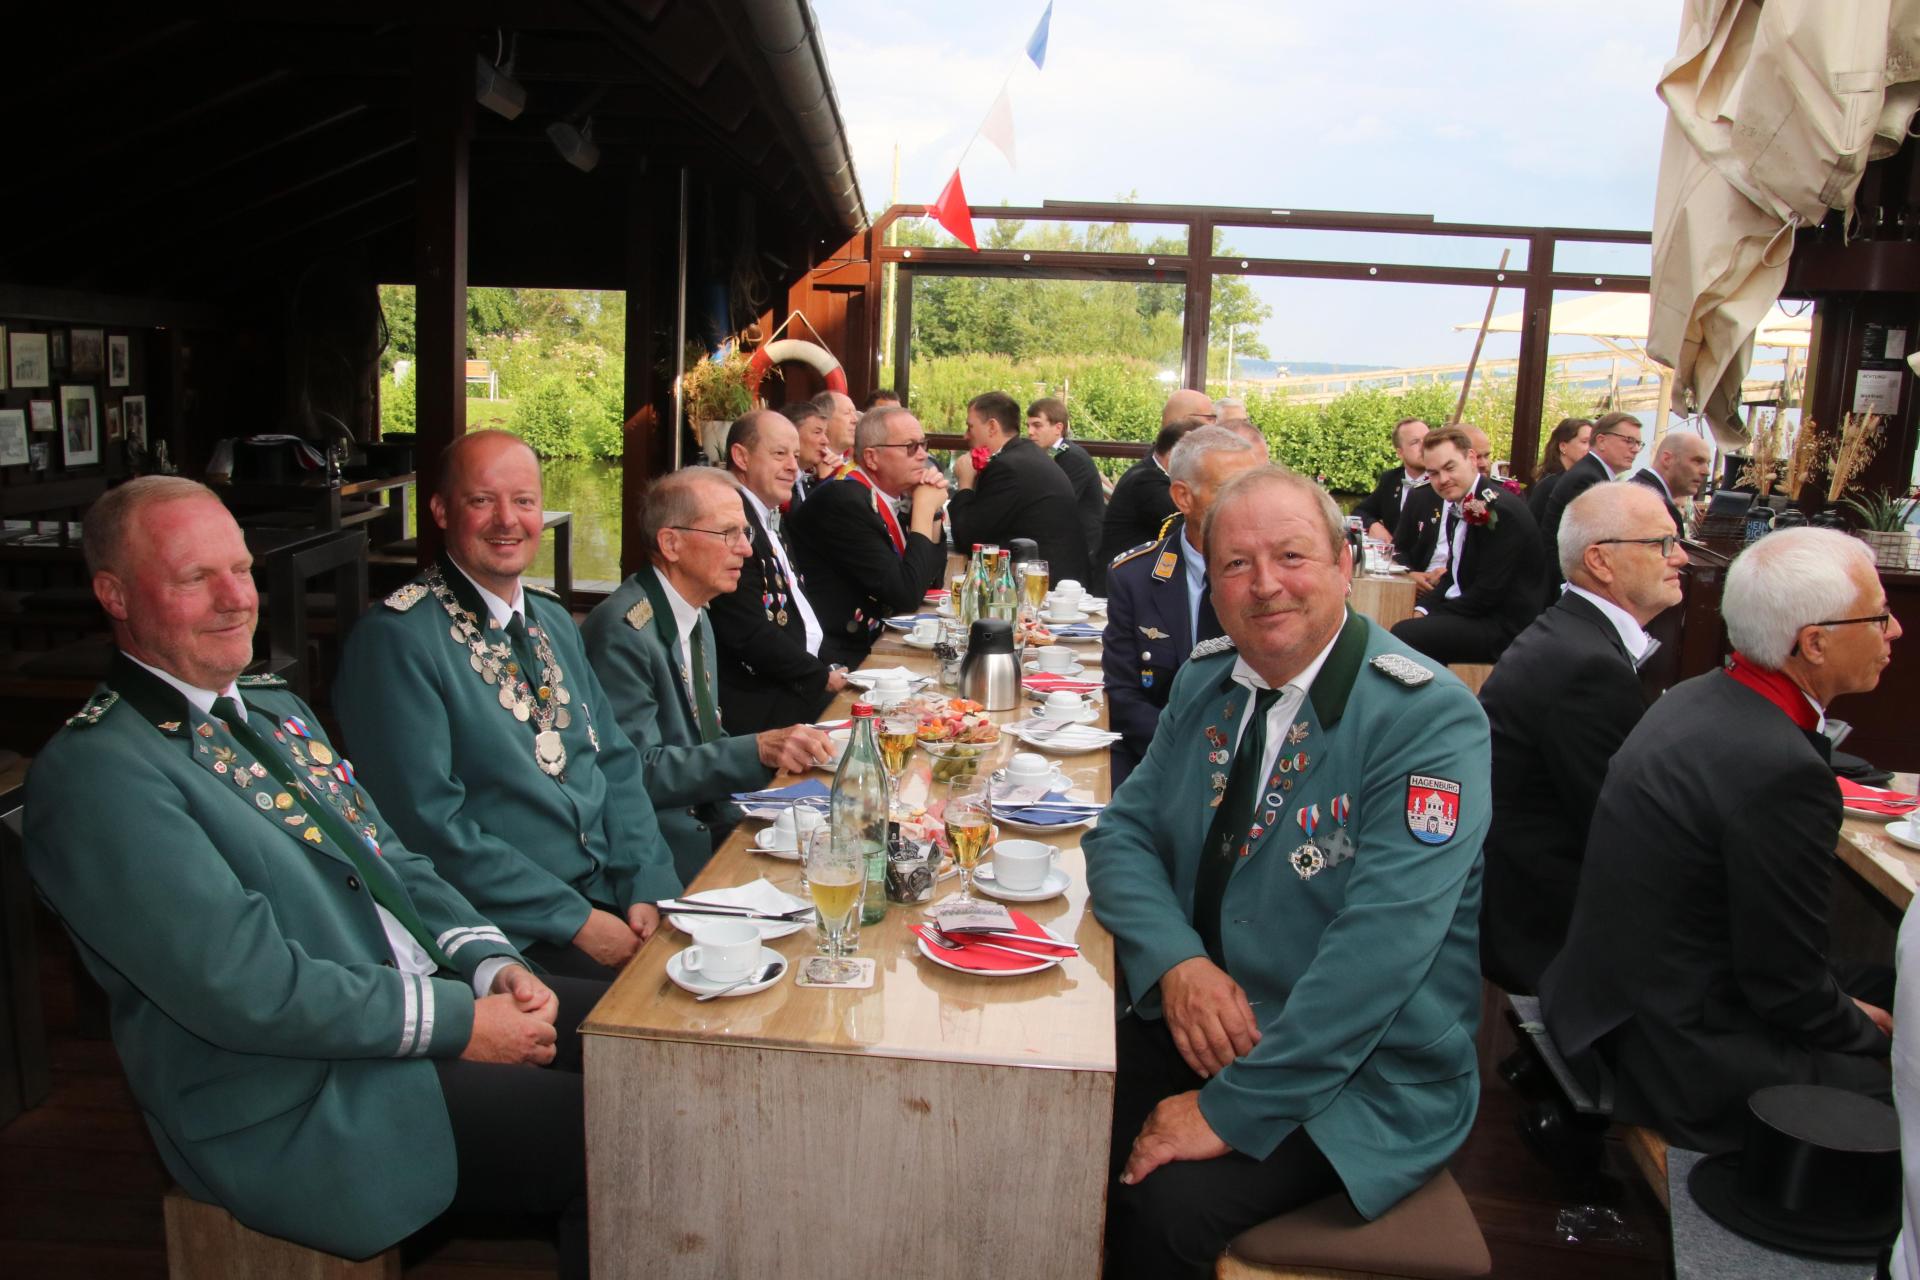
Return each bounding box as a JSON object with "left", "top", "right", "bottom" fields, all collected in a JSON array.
[{"left": 1102, "top": 514, "right": 1205, "bottom": 785}]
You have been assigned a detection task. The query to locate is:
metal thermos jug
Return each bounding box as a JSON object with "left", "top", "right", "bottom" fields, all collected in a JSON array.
[{"left": 958, "top": 618, "right": 1020, "bottom": 711}]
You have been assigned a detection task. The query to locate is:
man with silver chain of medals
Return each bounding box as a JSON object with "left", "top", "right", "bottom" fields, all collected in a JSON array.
[{"left": 338, "top": 431, "right": 681, "bottom": 980}]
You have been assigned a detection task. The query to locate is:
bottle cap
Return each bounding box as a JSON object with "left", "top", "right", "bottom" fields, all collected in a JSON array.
[{"left": 851, "top": 702, "right": 874, "bottom": 717}]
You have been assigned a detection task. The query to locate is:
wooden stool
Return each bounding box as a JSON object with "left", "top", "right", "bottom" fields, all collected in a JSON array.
[
  {"left": 1446, "top": 664, "right": 1494, "bottom": 695},
  {"left": 164, "top": 1187, "right": 400, "bottom": 1279},
  {"left": 1215, "top": 1170, "right": 1490, "bottom": 1279}
]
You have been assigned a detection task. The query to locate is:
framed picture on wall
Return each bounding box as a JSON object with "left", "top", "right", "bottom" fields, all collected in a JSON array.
[
  {"left": 0, "top": 408, "right": 27, "bottom": 467},
  {"left": 59, "top": 384, "right": 100, "bottom": 466},
  {"left": 49, "top": 330, "right": 67, "bottom": 369},
  {"left": 71, "top": 329, "right": 104, "bottom": 378},
  {"left": 10, "top": 332, "right": 49, "bottom": 387},
  {"left": 29, "top": 399, "right": 56, "bottom": 432},
  {"left": 122, "top": 394, "right": 148, "bottom": 449},
  {"left": 106, "top": 403, "right": 122, "bottom": 441},
  {"left": 108, "top": 334, "right": 130, "bottom": 387},
  {"left": 0, "top": 326, "right": 7, "bottom": 392}
]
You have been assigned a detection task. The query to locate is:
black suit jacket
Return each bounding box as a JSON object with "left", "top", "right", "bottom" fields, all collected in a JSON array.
[
  {"left": 1629, "top": 468, "right": 1686, "bottom": 533},
  {"left": 1053, "top": 439, "right": 1108, "bottom": 590},
  {"left": 1353, "top": 465, "right": 1422, "bottom": 533},
  {"left": 1477, "top": 592, "right": 1649, "bottom": 993},
  {"left": 1098, "top": 457, "right": 1175, "bottom": 570},
  {"left": 710, "top": 493, "right": 834, "bottom": 735},
  {"left": 1421, "top": 480, "right": 1545, "bottom": 642},
  {"left": 787, "top": 476, "right": 948, "bottom": 669},
  {"left": 1538, "top": 453, "right": 1612, "bottom": 583},
  {"left": 1525, "top": 471, "right": 1561, "bottom": 525},
  {"left": 948, "top": 436, "right": 1091, "bottom": 584},
  {"left": 1540, "top": 671, "right": 1887, "bottom": 1151},
  {"left": 1391, "top": 482, "right": 1444, "bottom": 569}
]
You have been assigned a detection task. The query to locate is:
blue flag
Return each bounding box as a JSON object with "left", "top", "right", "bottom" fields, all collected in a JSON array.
[{"left": 1026, "top": 1, "right": 1053, "bottom": 69}]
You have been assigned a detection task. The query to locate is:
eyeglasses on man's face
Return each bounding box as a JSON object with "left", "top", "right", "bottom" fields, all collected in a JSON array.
[
  {"left": 1810, "top": 613, "right": 1893, "bottom": 634},
  {"left": 669, "top": 525, "right": 753, "bottom": 550},
  {"left": 1597, "top": 430, "right": 1643, "bottom": 450},
  {"left": 870, "top": 438, "right": 929, "bottom": 453},
  {"left": 1595, "top": 535, "right": 1680, "bottom": 557}
]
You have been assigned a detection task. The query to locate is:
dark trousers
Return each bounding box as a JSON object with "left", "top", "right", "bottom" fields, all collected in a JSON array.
[
  {"left": 423, "top": 974, "right": 604, "bottom": 1280},
  {"left": 1390, "top": 611, "right": 1509, "bottom": 665},
  {"left": 523, "top": 931, "right": 625, "bottom": 981},
  {"left": 1105, "top": 1015, "right": 1342, "bottom": 1280}
]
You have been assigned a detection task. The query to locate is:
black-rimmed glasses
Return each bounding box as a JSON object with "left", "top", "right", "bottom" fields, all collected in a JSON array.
[
  {"left": 869, "top": 439, "right": 929, "bottom": 453},
  {"left": 1810, "top": 613, "right": 1893, "bottom": 633},
  {"left": 1594, "top": 535, "right": 1680, "bottom": 556}
]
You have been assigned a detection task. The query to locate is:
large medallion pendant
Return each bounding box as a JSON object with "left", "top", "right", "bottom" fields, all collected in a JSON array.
[{"left": 534, "top": 730, "right": 568, "bottom": 777}]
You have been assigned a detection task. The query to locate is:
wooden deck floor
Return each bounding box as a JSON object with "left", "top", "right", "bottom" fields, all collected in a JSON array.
[{"left": 0, "top": 916, "right": 1671, "bottom": 1279}]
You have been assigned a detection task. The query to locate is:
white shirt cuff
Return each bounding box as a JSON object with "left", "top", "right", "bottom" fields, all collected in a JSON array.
[{"left": 471, "top": 956, "right": 517, "bottom": 998}]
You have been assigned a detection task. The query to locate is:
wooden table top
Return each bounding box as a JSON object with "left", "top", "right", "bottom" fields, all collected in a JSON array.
[
  {"left": 1832, "top": 772, "right": 1920, "bottom": 910},
  {"left": 582, "top": 648, "right": 1120, "bottom": 1074}
]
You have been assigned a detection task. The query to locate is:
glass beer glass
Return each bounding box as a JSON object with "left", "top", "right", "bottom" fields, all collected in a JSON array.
[
  {"left": 805, "top": 829, "right": 864, "bottom": 956},
  {"left": 942, "top": 776, "right": 994, "bottom": 900}
]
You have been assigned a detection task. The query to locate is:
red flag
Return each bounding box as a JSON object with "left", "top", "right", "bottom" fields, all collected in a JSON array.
[{"left": 929, "top": 169, "right": 978, "bottom": 251}]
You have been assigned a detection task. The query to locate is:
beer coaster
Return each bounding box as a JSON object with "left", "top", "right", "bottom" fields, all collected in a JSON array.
[{"left": 796, "top": 956, "right": 876, "bottom": 989}]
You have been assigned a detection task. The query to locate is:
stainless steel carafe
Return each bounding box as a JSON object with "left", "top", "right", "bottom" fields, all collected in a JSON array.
[{"left": 958, "top": 619, "right": 1020, "bottom": 711}]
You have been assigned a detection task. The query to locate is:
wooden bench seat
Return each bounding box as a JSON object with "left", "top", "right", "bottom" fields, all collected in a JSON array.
[{"left": 164, "top": 1186, "right": 399, "bottom": 1279}]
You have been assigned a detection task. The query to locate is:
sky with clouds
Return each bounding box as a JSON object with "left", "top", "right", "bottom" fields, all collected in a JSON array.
[{"left": 811, "top": 0, "right": 1685, "bottom": 370}]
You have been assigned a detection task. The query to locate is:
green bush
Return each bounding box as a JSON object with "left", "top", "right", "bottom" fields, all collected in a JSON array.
[
  {"left": 380, "top": 365, "right": 416, "bottom": 437},
  {"left": 508, "top": 375, "right": 622, "bottom": 460}
]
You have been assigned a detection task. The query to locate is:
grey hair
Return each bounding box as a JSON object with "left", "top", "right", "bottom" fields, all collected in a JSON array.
[
  {"left": 84, "top": 476, "right": 219, "bottom": 575},
  {"left": 1557, "top": 481, "right": 1670, "bottom": 581},
  {"left": 1168, "top": 425, "right": 1259, "bottom": 486},
  {"left": 1203, "top": 465, "right": 1347, "bottom": 563},
  {"left": 640, "top": 467, "right": 743, "bottom": 564},
  {"left": 1723, "top": 527, "right": 1876, "bottom": 668},
  {"left": 1219, "top": 418, "right": 1269, "bottom": 455},
  {"left": 853, "top": 405, "right": 914, "bottom": 457}
]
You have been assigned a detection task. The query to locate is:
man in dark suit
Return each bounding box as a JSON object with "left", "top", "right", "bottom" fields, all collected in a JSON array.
[
  {"left": 1351, "top": 417, "right": 1431, "bottom": 542},
  {"left": 1630, "top": 429, "right": 1712, "bottom": 536},
  {"left": 1390, "top": 426, "right": 1545, "bottom": 664},
  {"left": 712, "top": 410, "right": 849, "bottom": 733},
  {"left": 1101, "top": 427, "right": 1263, "bottom": 784},
  {"left": 1098, "top": 395, "right": 1213, "bottom": 569},
  {"left": 1539, "top": 411, "right": 1643, "bottom": 587},
  {"left": 1541, "top": 527, "right": 1902, "bottom": 1150},
  {"left": 1026, "top": 396, "right": 1107, "bottom": 589},
  {"left": 949, "top": 390, "right": 1091, "bottom": 584},
  {"left": 1477, "top": 483, "right": 1686, "bottom": 993},
  {"left": 788, "top": 406, "right": 949, "bottom": 669},
  {"left": 784, "top": 399, "right": 834, "bottom": 503}
]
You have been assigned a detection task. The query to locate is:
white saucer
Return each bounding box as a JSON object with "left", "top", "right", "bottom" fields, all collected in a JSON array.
[
  {"left": 1006, "top": 720, "right": 1114, "bottom": 755},
  {"left": 1041, "top": 610, "right": 1090, "bottom": 625},
  {"left": 913, "top": 918, "right": 1069, "bottom": 974},
  {"left": 1024, "top": 659, "right": 1086, "bottom": 677},
  {"left": 1030, "top": 705, "right": 1099, "bottom": 725},
  {"left": 753, "top": 830, "right": 803, "bottom": 861},
  {"left": 903, "top": 634, "right": 940, "bottom": 650},
  {"left": 666, "top": 947, "right": 789, "bottom": 997},
  {"left": 972, "top": 863, "right": 1072, "bottom": 903},
  {"left": 1886, "top": 819, "right": 1920, "bottom": 852}
]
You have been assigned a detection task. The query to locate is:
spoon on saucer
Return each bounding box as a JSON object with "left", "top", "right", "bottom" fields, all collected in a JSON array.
[{"left": 695, "top": 958, "right": 785, "bottom": 1002}]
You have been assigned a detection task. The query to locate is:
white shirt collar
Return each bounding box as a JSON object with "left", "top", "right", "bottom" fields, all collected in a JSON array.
[
  {"left": 1403, "top": 468, "right": 1429, "bottom": 487},
  {"left": 1228, "top": 614, "right": 1344, "bottom": 699},
  {"left": 123, "top": 652, "right": 238, "bottom": 715},
  {"left": 447, "top": 556, "right": 525, "bottom": 630},
  {"left": 740, "top": 483, "right": 776, "bottom": 526},
  {"left": 656, "top": 569, "right": 704, "bottom": 643},
  {"left": 1565, "top": 585, "right": 1654, "bottom": 661}
]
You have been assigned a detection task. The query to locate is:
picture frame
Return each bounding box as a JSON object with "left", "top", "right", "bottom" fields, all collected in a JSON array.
[
  {"left": 71, "top": 328, "right": 104, "bottom": 378},
  {"left": 9, "top": 332, "right": 49, "bottom": 388},
  {"left": 106, "top": 403, "right": 122, "bottom": 442},
  {"left": 108, "top": 334, "right": 130, "bottom": 386},
  {"left": 0, "top": 325, "right": 7, "bottom": 392},
  {"left": 0, "top": 408, "right": 26, "bottom": 467},
  {"left": 49, "top": 330, "right": 67, "bottom": 369},
  {"left": 30, "top": 441, "right": 50, "bottom": 471},
  {"left": 122, "top": 394, "right": 148, "bottom": 450},
  {"left": 59, "top": 384, "right": 100, "bottom": 466},
  {"left": 29, "top": 398, "right": 56, "bottom": 432}
]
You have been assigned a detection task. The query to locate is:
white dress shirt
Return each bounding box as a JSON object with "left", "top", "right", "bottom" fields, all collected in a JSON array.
[
  {"left": 448, "top": 558, "right": 527, "bottom": 631},
  {"left": 742, "top": 486, "right": 825, "bottom": 656},
  {"left": 1226, "top": 619, "right": 1344, "bottom": 813},
  {"left": 1425, "top": 501, "right": 1454, "bottom": 575},
  {"left": 1564, "top": 586, "right": 1655, "bottom": 662},
  {"left": 1182, "top": 531, "right": 1208, "bottom": 643},
  {"left": 656, "top": 571, "right": 704, "bottom": 712},
  {"left": 1442, "top": 502, "right": 1469, "bottom": 600}
]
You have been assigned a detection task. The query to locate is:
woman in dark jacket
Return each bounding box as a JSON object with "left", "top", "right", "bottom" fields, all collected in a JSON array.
[{"left": 1526, "top": 417, "right": 1594, "bottom": 522}]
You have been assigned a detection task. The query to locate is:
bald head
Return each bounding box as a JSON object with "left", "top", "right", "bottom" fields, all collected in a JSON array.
[
  {"left": 1162, "top": 389, "right": 1218, "bottom": 427},
  {"left": 1559, "top": 481, "right": 1687, "bottom": 625},
  {"left": 1463, "top": 426, "right": 1492, "bottom": 475},
  {"left": 1653, "top": 431, "right": 1714, "bottom": 501}
]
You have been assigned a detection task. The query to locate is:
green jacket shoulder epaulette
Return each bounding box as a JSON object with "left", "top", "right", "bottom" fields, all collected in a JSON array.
[
  {"left": 1370, "top": 652, "right": 1435, "bottom": 688},
  {"left": 624, "top": 598, "right": 655, "bottom": 631},
  {"left": 525, "top": 583, "right": 563, "bottom": 602},
  {"left": 65, "top": 689, "right": 120, "bottom": 728},
  {"left": 1110, "top": 539, "right": 1159, "bottom": 570},
  {"left": 235, "top": 672, "right": 288, "bottom": 690},
  {"left": 383, "top": 582, "right": 429, "bottom": 612},
  {"left": 1189, "top": 635, "right": 1238, "bottom": 661}
]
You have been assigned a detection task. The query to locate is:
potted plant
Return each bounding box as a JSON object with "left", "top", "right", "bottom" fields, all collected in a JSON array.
[
  {"left": 680, "top": 347, "right": 754, "bottom": 462},
  {"left": 1838, "top": 486, "right": 1919, "bottom": 569}
]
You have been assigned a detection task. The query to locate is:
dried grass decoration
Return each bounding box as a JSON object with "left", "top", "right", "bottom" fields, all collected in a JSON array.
[
  {"left": 1736, "top": 415, "right": 1784, "bottom": 498},
  {"left": 1781, "top": 418, "right": 1825, "bottom": 501},
  {"left": 1826, "top": 412, "right": 1885, "bottom": 504}
]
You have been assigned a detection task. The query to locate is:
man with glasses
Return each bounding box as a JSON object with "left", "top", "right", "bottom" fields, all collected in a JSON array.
[
  {"left": 583, "top": 468, "right": 832, "bottom": 883},
  {"left": 951, "top": 390, "right": 1092, "bottom": 585},
  {"left": 339, "top": 431, "right": 682, "bottom": 979},
  {"left": 1478, "top": 484, "right": 1685, "bottom": 994},
  {"left": 788, "top": 405, "right": 950, "bottom": 669},
  {"left": 1539, "top": 411, "right": 1643, "bottom": 590},
  {"left": 1089, "top": 465, "right": 1489, "bottom": 1280},
  {"left": 1543, "top": 526, "right": 1901, "bottom": 1151}
]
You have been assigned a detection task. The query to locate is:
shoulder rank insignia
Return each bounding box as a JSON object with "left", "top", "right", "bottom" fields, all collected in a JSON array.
[
  {"left": 625, "top": 600, "right": 655, "bottom": 631},
  {"left": 384, "top": 582, "right": 428, "bottom": 611},
  {"left": 525, "top": 583, "right": 563, "bottom": 602},
  {"left": 235, "top": 673, "right": 287, "bottom": 689},
  {"left": 1138, "top": 625, "right": 1170, "bottom": 641},
  {"left": 1190, "top": 635, "right": 1238, "bottom": 660},
  {"left": 65, "top": 690, "right": 119, "bottom": 728},
  {"left": 1370, "top": 653, "right": 1435, "bottom": 687},
  {"left": 1109, "top": 538, "right": 1158, "bottom": 570},
  {"left": 1155, "top": 511, "right": 1179, "bottom": 540},
  {"left": 1152, "top": 549, "right": 1180, "bottom": 581}
]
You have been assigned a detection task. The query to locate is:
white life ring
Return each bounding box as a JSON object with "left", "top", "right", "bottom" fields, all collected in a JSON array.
[{"left": 747, "top": 338, "right": 848, "bottom": 398}]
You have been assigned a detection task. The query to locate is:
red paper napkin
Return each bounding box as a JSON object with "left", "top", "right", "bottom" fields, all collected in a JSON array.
[
  {"left": 1022, "top": 671, "right": 1101, "bottom": 694},
  {"left": 1838, "top": 777, "right": 1920, "bottom": 816},
  {"left": 912, "top": 908, "right": 1071, "bottom": 972}
]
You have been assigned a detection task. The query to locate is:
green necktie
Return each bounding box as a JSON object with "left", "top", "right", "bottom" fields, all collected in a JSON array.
[
  {"left": 1192, "top": 685, "right": 1282, "bottom": 966},
  {"left": 690, "top": 620, "right": 723, "bottom": 744},
  {"left": 212, "top": 696, "right": 454, "bottom": 970}
]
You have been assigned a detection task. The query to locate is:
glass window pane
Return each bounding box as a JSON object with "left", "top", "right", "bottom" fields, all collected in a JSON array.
[{"left": 1215, "top": 225, "right": 1531, "bottom": 271}]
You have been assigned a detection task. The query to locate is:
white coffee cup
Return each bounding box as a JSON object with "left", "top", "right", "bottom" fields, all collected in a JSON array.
[
  {"left": 769, "top": 809, "right": 799, "bottom": 847},
  {"left": 992, "top": 839, "right": 1057, "bottom": 892},
  {"left": 826, "top": 728, "right": 851, "bottom": 765},
  {"left": 682, "top": 919, "right": 761, "bottom": 983},
  {"left": 911, "top": 618, "right": 939, "bottom": 642},
  {"left": 873, "top": 671, "right": 910, "bottom": 699},
  {"left": 1046, "top": 599, "right": 1082, "bottom": 622},
  {"left": 1055, "top": 579, "right": 1083, "bottom": 599},
  {"left": 1035, "top": 645, "right": 1075, "bottom": 673},
  {"left": 1006, "top": 752, "right": 1053, "bottom": 786},
  {"left": 1043, "top": 691, "right": 1086, "bottom": 719}
]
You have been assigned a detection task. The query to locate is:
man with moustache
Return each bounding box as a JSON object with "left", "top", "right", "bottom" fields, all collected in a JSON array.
[
  {"left": 1089, "top": 465, "right": 1490, "bottom": 1280},
  {"left": 338, "top": 431, "right": 681, "bottom": 979},
  {"left": 1477, "top": 483, "right": 1686, "bottom": 993},
  {"left": 26, "top": 477, "right": 597, "bottom": 1276}
]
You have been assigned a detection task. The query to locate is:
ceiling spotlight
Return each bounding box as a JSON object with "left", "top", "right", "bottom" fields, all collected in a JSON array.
[
  {"left": 547, "top": 117, "right": 600, "bottom": 173},
  {"left": 475, "top": 53, "right": 526, "bottom": 120}
]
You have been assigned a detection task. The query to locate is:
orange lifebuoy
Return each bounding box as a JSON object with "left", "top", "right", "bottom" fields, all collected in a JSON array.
[{"left": 747, "top": 338, "right": 848, "bottom": 399}]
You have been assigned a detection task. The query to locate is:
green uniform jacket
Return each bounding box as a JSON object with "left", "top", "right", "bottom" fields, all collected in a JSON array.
[
  {"left": 1085, "top": 612, "right": 1489, "bottom": 1219},
  {"left": 336, "top": 557, "right": 681, "bottom": 953},
  {"left": 25, "top": 659, "right": 521, "bottom": 1259},
  {"left": 581, "top": 566, "right": 773, "bottom": 883}
]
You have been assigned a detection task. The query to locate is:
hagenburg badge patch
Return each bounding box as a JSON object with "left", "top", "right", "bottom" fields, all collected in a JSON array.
[{"left": 1405, "top": 774, "right": 1460, "bottom": 845}]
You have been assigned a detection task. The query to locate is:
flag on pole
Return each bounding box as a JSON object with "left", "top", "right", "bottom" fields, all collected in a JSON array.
[
  {"left": 981, "top": 87, "right": 1017, "bottom": 167},
  {"left": 929, "top": 169, "right": 979, "bottom": 251},
  {"left": 1026, "top": 1, "right": 1053, "bottom": 70}
]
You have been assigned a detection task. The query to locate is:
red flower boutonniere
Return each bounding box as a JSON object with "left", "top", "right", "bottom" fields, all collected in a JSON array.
[
  {"left": 969, "top": 446, "right": 992, "bottom": 474},
  {"left": 1461, "top": 493, "right": 1498, "bottom": 528},
  {"left": 1499, "top": 476, "right": 1524, "bottom": 496}
]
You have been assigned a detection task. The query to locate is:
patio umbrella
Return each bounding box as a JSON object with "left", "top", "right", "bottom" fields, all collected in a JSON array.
[{"left": 1460, "top": 291, "right": 1810, "bottom": 349}]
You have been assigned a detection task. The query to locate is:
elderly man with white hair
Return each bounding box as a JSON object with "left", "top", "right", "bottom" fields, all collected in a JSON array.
[{"left": 1541, "top": 527, "right": 1901, "bottom": 1151}]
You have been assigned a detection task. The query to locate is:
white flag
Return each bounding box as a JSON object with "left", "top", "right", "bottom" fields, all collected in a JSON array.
[{"left": 980, "top": 86, "right": 1017, "bottom": 168}]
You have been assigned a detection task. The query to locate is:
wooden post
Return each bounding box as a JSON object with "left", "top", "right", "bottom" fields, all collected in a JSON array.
[
  {"left": 1508, "top": 232, "right": 1555, "bottom": 484},
  {"left": 410, "top": 23, "right": 471, "bottom": 566},
  {"left": 1181, "top": 215, "right": 1214, "bottom": 390},
  {"left": 1451, "top": 248, "right": 1512, "bottom": 425},
  {"left": 621, "top": 168, "right": 663, "bottom": 580}
]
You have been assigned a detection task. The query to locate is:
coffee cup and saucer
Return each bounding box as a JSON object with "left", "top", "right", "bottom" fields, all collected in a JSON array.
[
  {"left": 666, "top": 919, "right": 788, "bottom": 997},
  {"left": 755, "top": 807, "right": 822, "bottom": 860},
  {"left": 905, "top": 618, "right": 941, "bottom": 650},
  {"left": 974, "top": 840, "right": 1071, "bottom": 902},
  {"left": 1036, "top": 691, "right": 1098, "bottom": 723},
  {"left": 1024, "top": 646, "right": 1085, "bottom": 677}
]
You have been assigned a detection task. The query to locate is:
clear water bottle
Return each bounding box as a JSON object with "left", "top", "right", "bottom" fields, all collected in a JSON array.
[{"left": 831, "top": 702, "right": 889, "bottom": 927}]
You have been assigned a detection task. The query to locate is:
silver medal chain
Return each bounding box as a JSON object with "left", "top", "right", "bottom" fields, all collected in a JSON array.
[{"left": 425, "top": 567, "right": 575, "bottom": 777}]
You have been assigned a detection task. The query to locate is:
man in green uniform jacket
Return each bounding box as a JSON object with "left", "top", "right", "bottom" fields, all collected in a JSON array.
[
  {"left": 337, "top": 431, "right": 680, "bottom": 978},
  {"left": 26, "top": 478, "right": 594, "bottom": 1273},
  {"left": 582, "top": 466, "right": 830, "bottom": 883},
  {"left": 1086, "top": 466, "right": 1490, "bottom": 1280}
]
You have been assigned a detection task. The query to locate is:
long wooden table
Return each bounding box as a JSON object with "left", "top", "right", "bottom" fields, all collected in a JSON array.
[
  {"left": 582, "top": 649, "right": 1119, "bottom": 1279},
  {"left": 1833, "top": 773, "right": 1920, "bottom": 911}
]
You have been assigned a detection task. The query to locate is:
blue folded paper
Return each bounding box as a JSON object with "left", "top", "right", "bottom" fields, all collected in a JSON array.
[
  {"left": 999, "top": 788, "right": 1099, "bottom": 825},
  {"left": 732, "top": 779, "right": 832, "bottom": 805}
]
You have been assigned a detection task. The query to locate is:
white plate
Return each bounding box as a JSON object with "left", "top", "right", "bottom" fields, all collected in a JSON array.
[
  {"left": 883, "top": 614, "right": 940, "bottom": 632},
  {"left": 1006, "top": 720, "right": 1116, "bottom": 755},
  {"left": 752, "top": 829, "right": 803, "bottom": 861},
  {"left": 914, "top": 918, "right": 1069, "bottom": 975},
  {"left": 972, "top": 863, "right": 1072, "bottom": 903},
  {"left": 666, "top": 947, "right": 790, "bottom": 997},
  {"left": 1845, "top": 804, "right": 1913, "bottom": 823},
  {"left": 1040, "top": 609, "right": 1090, "bottom": 625},
  {"left": 902, "top": 634, "right": 940, "bottom": 650},
  {"left": 668, "top": 886, "right": 810, "bottom": 938},
  {"left": 1024, "top": 658, "right": 1087, "bottom": 677},
  {"left": 996, "top": 810, "right": 1097, "bottom": 834},
  {"left": 1886, "top": 819, "right": 1920, "bottom": 851}
]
